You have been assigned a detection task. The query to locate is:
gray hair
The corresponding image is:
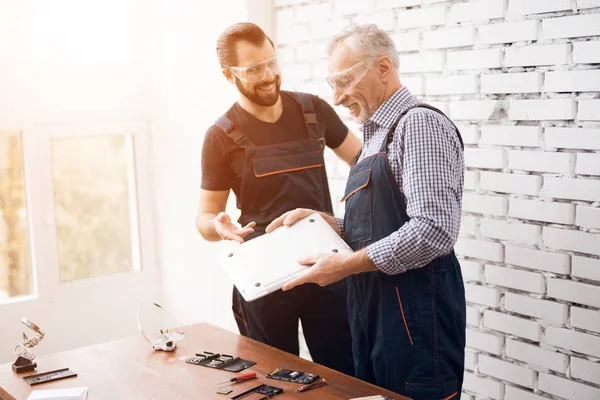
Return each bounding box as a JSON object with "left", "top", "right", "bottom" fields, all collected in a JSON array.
[{"left": 327, "top": 24, "right": 399, "bottom": 70}]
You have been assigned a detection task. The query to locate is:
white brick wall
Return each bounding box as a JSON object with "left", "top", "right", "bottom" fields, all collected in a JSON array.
[
  {"left": 276, "top": 1, "right": 600, "bottom": 398},
  {"left": 546, "top": 326, "right": 600, "bottom": 357},
  {"left": 481, "top": 72, "right": 542, "bottom": 94},
  {"left": 478, "top": 354, "right": 536, "bottom": 388},
  {"left": 480, "top": 125, "right": 541, "bottom": 147},
  {"left": 505, "top": 339, "right": 569, "bottom": 373},
  {"left": 505, "top": 43, "right": 570, "bottom": 67},
  {"left": 504, "top": 292, "right": 568, "bottom": 324}
]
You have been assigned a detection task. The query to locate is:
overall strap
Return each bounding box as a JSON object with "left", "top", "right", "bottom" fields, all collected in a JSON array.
[
  {"left": 381, "top": 104, "right": 465, "bottom": 152},
  {"left": 294, "top": 92, "right": 321, "bottom": 142},
  {"left": 214, "top": 115, "right": 255, "bottom": 148}
]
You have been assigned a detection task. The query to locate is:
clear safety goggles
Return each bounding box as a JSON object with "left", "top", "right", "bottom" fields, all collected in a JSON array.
[
  {"left": 326, "top": 57, "right": 376, "bottom": 91},
  {"left": 228, "top": 54, "right": 282, "bottom": 83}
]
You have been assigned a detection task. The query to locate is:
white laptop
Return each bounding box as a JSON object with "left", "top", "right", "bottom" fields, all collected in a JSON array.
[{"left": 216, "top": 213, "right": 353, "bottom": 302}]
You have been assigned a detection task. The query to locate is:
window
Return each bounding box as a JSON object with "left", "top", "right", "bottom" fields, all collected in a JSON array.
[
  {"left": 0, "top": 130, "right": 33, "bottom": 301},
  {"left": 50, "top": 134, "right": 141, "bottom": 282}
]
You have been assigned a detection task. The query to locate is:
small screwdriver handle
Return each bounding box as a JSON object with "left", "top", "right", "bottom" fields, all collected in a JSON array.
[{"left": 235, "top": 372, "right": 257, "bottom": 382}]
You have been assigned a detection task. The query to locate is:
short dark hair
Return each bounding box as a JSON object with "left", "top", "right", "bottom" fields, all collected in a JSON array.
[{"left": 216, "top": 22, "right": 275, "bottom": 69}]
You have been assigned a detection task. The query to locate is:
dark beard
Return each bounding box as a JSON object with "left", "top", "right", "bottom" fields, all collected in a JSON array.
[{"left": 235, "top": 76, "right": 281, "bottom": 107}]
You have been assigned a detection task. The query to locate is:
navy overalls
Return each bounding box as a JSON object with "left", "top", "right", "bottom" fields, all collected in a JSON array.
[
  {"left": 342, "top": 104, "right": 466, "bottom": 399},
  {"left": 215, "top": 92, "right": 355, "bottom": 376}
]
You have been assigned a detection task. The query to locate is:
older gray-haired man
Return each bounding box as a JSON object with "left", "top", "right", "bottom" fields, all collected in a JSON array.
[{"left": 267, "top": 24, "right": 466, "bottom": 399}]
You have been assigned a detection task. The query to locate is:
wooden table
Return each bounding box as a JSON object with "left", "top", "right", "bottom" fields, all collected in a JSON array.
[{"left": 0, "top": 323, "right": 407, "bottom": 400}]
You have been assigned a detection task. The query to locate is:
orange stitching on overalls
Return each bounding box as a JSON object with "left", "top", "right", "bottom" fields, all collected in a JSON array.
[{"left": 395, "top": 286, "right": 414, "bottom": 345}]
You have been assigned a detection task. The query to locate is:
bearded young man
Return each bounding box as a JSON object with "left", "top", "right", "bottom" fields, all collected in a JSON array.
[{"left": 196, "top": 22, "right": 361, "bottom": 376}]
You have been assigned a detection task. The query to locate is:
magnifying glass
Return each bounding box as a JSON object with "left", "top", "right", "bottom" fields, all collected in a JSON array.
[{"left": 136, "top": 302, "right": 184, "bottom": 352}]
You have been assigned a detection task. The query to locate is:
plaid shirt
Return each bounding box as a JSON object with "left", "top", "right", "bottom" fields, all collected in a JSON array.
[{"left": 340, "top": 87, "right": 464, "bottom": 275}]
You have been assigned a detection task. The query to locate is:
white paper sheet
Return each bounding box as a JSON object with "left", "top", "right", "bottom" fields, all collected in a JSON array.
[{"left": 27, "top": 387, "right": 88, "bottom": 400}]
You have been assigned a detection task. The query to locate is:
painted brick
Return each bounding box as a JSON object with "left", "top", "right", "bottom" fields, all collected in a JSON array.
[
  {"left": 508, "top": 150, "right": 575, "bottom": 174},
  {"left": 448, "top": 0, "right": 506, "bottom": 23},
  {"left": 478, "top": 355, "right": 536, "bottom": 389},
  {"left": 505, "top": 292, "right": 568, "bottom": 324},
  {"left": 505, "top": 386, "right": 549, "bottom": 400},
  {"left": 546, "top": 326, "right": 600, "bottom": 357},
  {"left": 543, "top": 227, "right": 600, "bottom": 256},
  {"left": 480, "top": 172, "right": 542, "bottom": 196},
  {"left": 295, "top": 2, "right": 332, "bottom": 22},
  {"left": 548, "top": 278, "right": 600, "bottom": 308},
  {"left": 506, "top": 339, "right": 569, "bottom": 373},
  {"left": 571, "top": 306, "right": 600, "bottom": 334},
  {"left": 509, "top": 198, "right": 575, "bottom": 225},
  {"left": 397, "top": 5, "right": 446, "bottom": 29},
  {"left": 480, "top": 125, "right": 541, "bottom": 147},
  {"left": 456, "top": 125, "right": 480, "bottom": 144},
  {"left": 354, "top": 12, "right": 395, "bottom": 31},
  {"left": 571, "top": 357, "right": 600, "bottom": 386},
  {"left": 465, "top": 283, "right": 501, "bottom": 307},
  {"left": 544, "top": 128, "right": 600, "bottom": 151},
  {"left": 546, "top": 70, "right": 600, "bottom": 92},
  {"left": 481, "top": 219, "right": 541, "bottom": 245},
  {"left": 572, "top": 255, "right": 600, "bottom": 282},
  {"left": 576, "top": 205, "right": 600, "bottom": 230},
  {"left": 333, "top": 0, "right": 374, "bottom": 16},
  {"left": 539, "top": 373, "right": 600, "bottom": 400},
  {"left": 463, "top": 372, "right": 504, "bottom": 400},
  {"left": 577, "top": 154, "right": 600, "bottom": 176},
  {"left": 461, "top": 259, "right": 483, "bottom": 282},
  {"left": 400, "top": 52, "right": 445, "bottom": 73},
  {"left": 465, "top": 349, "right": 478, "bottom": 371},
  {"left": 544, "top": 177, "right": 600, "bottom": 202},
  {"left": 423, "top": 27, "right": 475, "bottom": 49},
  {"left": 461, "top": 215, "right": 478, "bottom": 236},
  {"left": 392, "top": 32, "right": 420, "bottom": 52},
  {"left": 579, "top": 99, "right": 600, "bottom": 121},
  {"left": 465, "top": 148, "right": 506, "bottom": 169},
  {"left": 450, "top": 100, "right": 503, "bottom": 121},
  {"left": 464, "top": 170, "right": 479, "bottom": 190},
  {"left": 402, "top": 77, "right": 424, "bottom": 95},
  {"left": 296, "top": 41, "right": 328, "bottom": 61},
  {"left": 509, "top": 99, "right": 576, "bottom": 121},
  {"left": 467, "top": 328, "right": 504, "bottom": 355},
  {"left": 377, "top": 0, "right": 420, "bottom": 8},
  {"left": 573, "top": 40, "right": 600, "bottom": 64},
  {"left": 463, "top": 193, "right": 508, "bottom": 216},
  {"left": 505, "top": 43, "right": 571, "bottom": 67},
  {"left": 482, "top": 72, "right": 542, "bottom": 94},
  {"left": 466, "top": 306, "right": 482, "bottom": 327},
  {"left": 542, "top": 14, "right": 600, "bottom": 39},
  {"left": 485, "top": 265, "right": 546, "bottom": 293},
  {"left": 425, "top": 75, "right": 480, "bottom": 95},
  {"left": 484, "top": 310, "right": 541, "bottom": 341},
  {"left": 309, "top": 19, "right": 350, "bottom": 40},
  {"left": 428, "top": 101, "right": 449, "bottom": 114},
  {"left": 283, "top": 63, "right": 312, "bottom": 83},
  {"left": 479, "top": 20, "right": 539, "bottom": 44},
  {"left": 509, "top": 0, "right": 572, "bottom": 16},
  {"left": 505, "top": 245, "right": 570, "bottom": 274},
  {"left": 447, "top": 48, "right": 503, "bottom": 70},
  {"left": 578, "top": 0, "right": 600, "bottom": 8}
]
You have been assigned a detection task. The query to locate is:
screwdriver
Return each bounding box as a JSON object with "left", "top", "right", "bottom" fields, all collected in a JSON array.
[{"left": 217, "top": 371, "right": 257, "bottom": 386}]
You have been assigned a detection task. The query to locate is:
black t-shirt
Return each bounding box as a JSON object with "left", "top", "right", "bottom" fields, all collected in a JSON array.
[{"left": 201, "top": 91, "right": 348, "bottom": 199}]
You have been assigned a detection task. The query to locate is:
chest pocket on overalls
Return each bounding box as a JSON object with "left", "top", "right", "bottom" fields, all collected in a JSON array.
[
  {"left": 251, "top": 149, "right": 325, "bottom": 219},
  {"left": 341, "top": 168, "right": 373, "bottom": 245}
]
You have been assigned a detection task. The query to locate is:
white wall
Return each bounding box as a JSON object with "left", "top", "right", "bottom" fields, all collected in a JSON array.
[
  {"left": 0, "top": 0, "right": 161, "bottom": 362},
  {"left": 0, "top": 0, "right": 274, "bottom": 363},
  {"left": 275, "top": 0, "right": 600, "bottom": 399},
  {"left": 149, "top": 0, "right": 256, "bottom": 333}
]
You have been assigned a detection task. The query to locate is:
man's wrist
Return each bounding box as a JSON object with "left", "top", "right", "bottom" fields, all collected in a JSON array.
[{"left": 346, "top": 248, "right": 378, "bottom": 275}]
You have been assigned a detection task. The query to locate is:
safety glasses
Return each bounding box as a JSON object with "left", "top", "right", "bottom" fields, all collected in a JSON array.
[
  {"left": 326, "top": 57, "right": 376, "bottom": 91},
  {"left": 228, "top": 54, "right": 281, "bottom": 83}
]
